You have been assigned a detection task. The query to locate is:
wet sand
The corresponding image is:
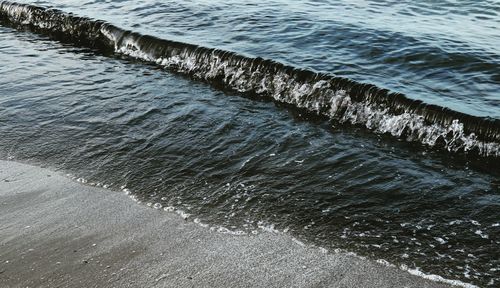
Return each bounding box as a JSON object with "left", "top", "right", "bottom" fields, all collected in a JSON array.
[{"left": 0, "top": 160, "right": 456, "bottom": 288}]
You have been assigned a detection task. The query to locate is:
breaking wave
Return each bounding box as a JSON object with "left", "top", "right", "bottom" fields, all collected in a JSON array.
[{"left": 1, "top": 1, "right": 499, "bottom": 157}]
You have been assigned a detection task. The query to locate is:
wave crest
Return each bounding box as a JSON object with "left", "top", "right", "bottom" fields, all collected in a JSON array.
[{"left": 1, "top": 1, "right": 499, "bottom": 157}]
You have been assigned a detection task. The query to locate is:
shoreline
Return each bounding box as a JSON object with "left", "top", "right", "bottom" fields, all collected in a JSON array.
[{"left": 0, "top": 160, "right": 465, "bottom": 287}]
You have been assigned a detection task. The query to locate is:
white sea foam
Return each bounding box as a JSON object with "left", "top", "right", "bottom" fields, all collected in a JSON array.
[
  {"left": 63, "top": 169, "right": 484, "bottom": 287},
  {"left": 193, "top": 218, "right": 209, "bottom": 228},
  {"left": 175, "top": 209, "right": 191, "bottom": 220},
  {"left": 257, "top": 221, "right": 281, "bottom": 234},
  {"left": 210, "top": 226, "right": 246, "bottom": 235},
  {"left": 318, "top": 247, "right": 328, "bottom": 254},
  {"left": 163, "top": 206, "right": 175, "bottom": 212},
  {"left": 434, "top": 237, "right": 447, "bottom": 245},
  {"left": 401, "top": 266, "right": 478, "bottom": 288},
  {"left": 474, "top": 230, "right": 489, "bottom": 239},
  {"left": 291, "top": 238, "right": 305, "bottom": 247},
  {"left": 76, "top": 177, "right": 87, "bottom": 184},
  {"left": 470, "top": 220, "right": 481, "bottom": 226},
  {"left": 376, "top": 259, "right": 395, "bottom": 267}
]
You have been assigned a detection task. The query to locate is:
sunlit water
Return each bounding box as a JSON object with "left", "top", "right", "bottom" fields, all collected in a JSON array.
[{"left": 1, "top": 0, "right": 499, "bottom": 286}]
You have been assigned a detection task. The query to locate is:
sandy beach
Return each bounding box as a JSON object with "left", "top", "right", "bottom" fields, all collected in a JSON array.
[{"left": 0, "top": 160, "right": 457, "bottom": 288}]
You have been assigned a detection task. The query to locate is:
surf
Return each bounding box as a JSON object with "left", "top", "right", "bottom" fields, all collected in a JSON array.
[{"left": 1, "top": 1, "right": 498, "bottom": 157}]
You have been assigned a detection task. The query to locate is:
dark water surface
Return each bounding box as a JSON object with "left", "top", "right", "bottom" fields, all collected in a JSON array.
[{"left": 1, "top": 1, "right": 499, "bottom": 287}]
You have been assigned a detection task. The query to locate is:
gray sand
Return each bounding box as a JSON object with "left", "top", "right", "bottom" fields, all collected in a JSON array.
[{"left": 0, "top": 160, "right": 457, "bottom": 288}]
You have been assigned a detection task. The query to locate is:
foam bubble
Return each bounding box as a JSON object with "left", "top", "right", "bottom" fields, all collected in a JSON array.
[
  {"left": 163, "top": 206, "right": 175, "bottom": 212},
  {"left": 175, "top": 210, "right": 191, "bottom": 220}
]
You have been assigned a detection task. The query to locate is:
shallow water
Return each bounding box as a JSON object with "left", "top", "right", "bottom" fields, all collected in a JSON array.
[{"left": 1, "top": 1, "right": 499, "bottom": 287}]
